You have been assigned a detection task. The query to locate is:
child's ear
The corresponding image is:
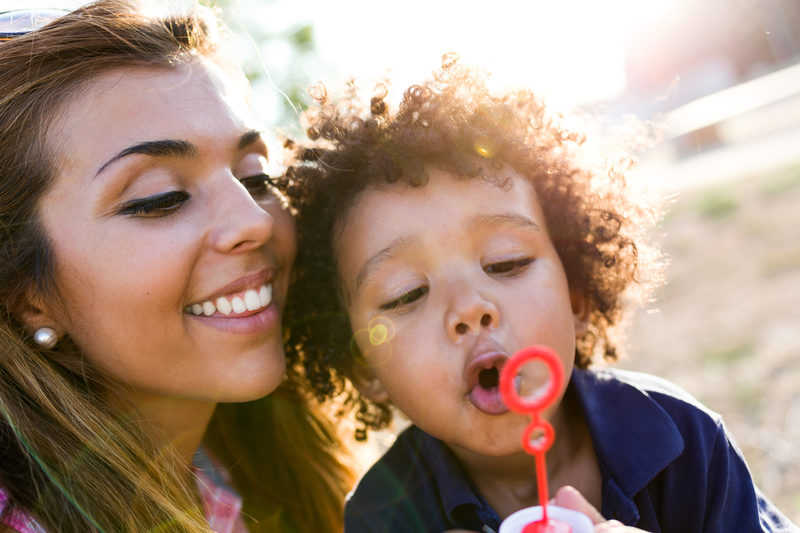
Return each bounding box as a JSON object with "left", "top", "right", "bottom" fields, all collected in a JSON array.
[
  {"left": 570, "top": 290, "right": 590, "bottom": 339},
  {"left": 349, "top": 360, "right": 390, "bottom": 404}
]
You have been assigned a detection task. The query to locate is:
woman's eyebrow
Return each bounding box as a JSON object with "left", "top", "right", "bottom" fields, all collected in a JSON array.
[
  {"left": 93, "top": 130, "right": 264, "bottom": 178},
  {"left": 238, "top": 129, "right": 264, "bottom": 150},
  {"left": 95, "top": 139, "right": 197, "bottom": 177}
]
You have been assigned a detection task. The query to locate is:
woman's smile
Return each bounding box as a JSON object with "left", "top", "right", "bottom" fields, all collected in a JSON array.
[
  {"left": 184, "top": 274, "right": 282, "bottom": 336},
  {"left": 185, "top": 284, "right": 272, "bottom": 317}
]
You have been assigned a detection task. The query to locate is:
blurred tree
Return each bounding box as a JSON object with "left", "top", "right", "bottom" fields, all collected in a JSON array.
[{"left": 203, "top": 0, "right": 321, "bottom": 133}]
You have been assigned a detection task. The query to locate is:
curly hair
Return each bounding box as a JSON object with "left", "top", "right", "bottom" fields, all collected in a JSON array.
[{"left": 281, "top": 56, "right": 663, "bottom": 438}]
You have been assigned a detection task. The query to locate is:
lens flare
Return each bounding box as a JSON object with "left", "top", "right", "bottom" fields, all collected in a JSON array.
[
  {"left": 367, "top": 316, "right": 395, "bottom": 346},
  {"left": 352, "top": 316, "right": 396, "bottom": 366},
  {"left": 369, "top": 323, "right": 388, "bottom": 346},
  {"left": 474, "top": 137, "right": 497, "bottom": 158}
]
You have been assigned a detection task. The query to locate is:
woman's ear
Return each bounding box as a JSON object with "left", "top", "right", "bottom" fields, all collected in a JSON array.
[
  {"left": 349, "top": 359, "right": 390, "bottom": 404},
  {"left": 11, "top": 288, "right": 62, "bottom": 338},
  {"left": 570, "top": 290, "right": 590, "bottom": 339}
]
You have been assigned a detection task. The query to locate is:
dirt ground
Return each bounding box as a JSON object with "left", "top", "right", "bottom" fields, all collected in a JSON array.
[{"left": 621, "top": 165, "right": 800, "bottom": 523}]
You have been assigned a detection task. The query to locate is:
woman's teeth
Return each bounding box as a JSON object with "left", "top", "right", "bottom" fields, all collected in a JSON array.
[{"left": 185, "top": 284, "right": 272, "bottom": 316}]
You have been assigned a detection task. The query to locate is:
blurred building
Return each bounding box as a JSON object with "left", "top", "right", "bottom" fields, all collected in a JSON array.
[
  {"left": 620, "top": 0, "right": 800, "bottom": 117},
  {"left": 604, "top": 0, "right": 800, "bottom": 183}
]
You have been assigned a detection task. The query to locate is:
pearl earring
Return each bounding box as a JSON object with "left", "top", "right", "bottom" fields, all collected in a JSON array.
[{"left": 33, "top": 327, "right": 58, "bottom": 349}]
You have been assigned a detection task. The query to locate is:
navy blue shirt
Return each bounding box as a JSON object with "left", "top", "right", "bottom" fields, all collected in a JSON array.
[{"left": 345, "top": 369, "right": 796, "bottom": 532}]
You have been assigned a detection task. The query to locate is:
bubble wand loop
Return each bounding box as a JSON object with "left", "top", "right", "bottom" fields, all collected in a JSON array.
[{"left": 499, "top": 345, "right": 566, "bottom": 533}]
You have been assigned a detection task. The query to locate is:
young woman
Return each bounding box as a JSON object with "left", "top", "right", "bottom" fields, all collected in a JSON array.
[{"left": 0, "top": 2, "right": 351, "bottom": 531}]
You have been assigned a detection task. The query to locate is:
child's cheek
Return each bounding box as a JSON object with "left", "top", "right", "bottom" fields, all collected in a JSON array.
[{"left": 352, "top": 315, "right": 396, "bottom": 368}]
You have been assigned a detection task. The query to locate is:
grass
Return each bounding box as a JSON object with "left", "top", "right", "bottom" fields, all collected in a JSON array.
[
  {"left": 695, "top": 187, "right": 740, "bottom": 218},
  {"left": 758, "top": 167, "right": 800, "bottom": 197},
  {"left": 699, "top": 339, "right": 754, "bottom": 364}
]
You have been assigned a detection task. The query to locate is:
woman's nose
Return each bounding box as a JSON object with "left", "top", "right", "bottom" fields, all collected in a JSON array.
[
  {"left": 445, "top": 286, "right": 500, "bottom": 342},
  {"left": 209, "top": 178, "right": 274, "bottom": 254}
]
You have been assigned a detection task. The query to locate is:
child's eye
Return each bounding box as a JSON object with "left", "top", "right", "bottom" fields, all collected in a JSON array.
[
  {"left": 239, "top": 173, "right": 276, "bottom": 197},
  {"left": 379, "top": 286, "right": 429, "bottom": 311},
  {"left": 484, "top": 257, "right": 534, "bottom": 276},
  {"left": 118, "top": 191, "right": 190, "bottom": 218}
]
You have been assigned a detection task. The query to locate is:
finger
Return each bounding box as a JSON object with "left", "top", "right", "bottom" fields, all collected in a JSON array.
[
  {"left": 595, "top": 520, "right": 625, "bottom": 531},
  {"left": 553, "top": 485, "right": 606, "bottom": 525},
  {"left": 597, "top": 520, "right": 650, "bottom": 532}
]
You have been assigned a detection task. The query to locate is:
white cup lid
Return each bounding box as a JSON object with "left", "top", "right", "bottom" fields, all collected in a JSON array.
[{"left": 498, "top": 505, "right": 594, "bottom": 533}]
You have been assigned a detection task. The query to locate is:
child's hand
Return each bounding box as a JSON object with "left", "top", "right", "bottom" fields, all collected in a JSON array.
[{"left": 554, "top": 485, "right": 651, "bottom": 532}]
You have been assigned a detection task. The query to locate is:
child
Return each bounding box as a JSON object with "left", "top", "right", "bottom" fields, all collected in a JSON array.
[{"left": 282, "top": 58, "right": 795, "bottom": 532}]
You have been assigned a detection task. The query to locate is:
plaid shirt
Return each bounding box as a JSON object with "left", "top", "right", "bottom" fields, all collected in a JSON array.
[{"left": 0, "top": 461, "right": 248, "bottom": 533}]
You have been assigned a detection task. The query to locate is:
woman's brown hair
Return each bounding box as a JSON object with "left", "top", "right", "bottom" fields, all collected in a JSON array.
[{"left": 0, "top": 1, "right": 351, "bottom": 531}]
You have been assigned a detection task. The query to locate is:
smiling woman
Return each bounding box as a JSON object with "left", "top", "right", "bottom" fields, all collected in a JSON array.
[
  {"left": 41, "top": 60, "right": 292, "bottom": 408},
  {"left": 0, "top": 1, "right": 351, "bottom": 532}
]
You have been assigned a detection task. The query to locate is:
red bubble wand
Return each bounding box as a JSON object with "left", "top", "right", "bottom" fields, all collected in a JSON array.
[{"left": 499, "top": 345, "right": 568, "bottom": 533}]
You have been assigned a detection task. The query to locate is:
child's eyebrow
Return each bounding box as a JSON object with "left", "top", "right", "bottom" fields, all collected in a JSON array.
[
  {"left": 355, "top": 234, "right": 420, "bottom": 292},
  {"left": 467, "top": 213, "right": 542, "bottom": 232}
]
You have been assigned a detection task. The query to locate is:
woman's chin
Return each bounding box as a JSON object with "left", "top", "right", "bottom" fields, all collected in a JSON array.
[{"left": 206, "top": 353, "right": 287, "bottom": 403}]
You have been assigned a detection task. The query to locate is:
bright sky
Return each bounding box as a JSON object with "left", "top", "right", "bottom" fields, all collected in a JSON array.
[
  {"left": 228, "top": 0, "right": 677, "bottom": 108},
  {"left": 4, "top": 0, "right": 677, "bottom": 104},
  {"left": 3, "top": 0, "right": 677, "bottom": 128}
]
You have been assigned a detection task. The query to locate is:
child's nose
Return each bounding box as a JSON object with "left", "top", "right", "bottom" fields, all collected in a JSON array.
[{"left": 445, "top": 289, "right": 499, "bottom": 341}]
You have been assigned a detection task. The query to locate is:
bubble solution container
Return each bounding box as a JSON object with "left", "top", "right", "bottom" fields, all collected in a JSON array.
[{"left": 498, "top": 504, "right": 593, "bottom": 533}]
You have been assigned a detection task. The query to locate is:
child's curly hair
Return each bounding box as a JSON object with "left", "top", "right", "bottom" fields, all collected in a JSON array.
[{"left": 280, "top": 55, "right": 664, "bottom": 439}]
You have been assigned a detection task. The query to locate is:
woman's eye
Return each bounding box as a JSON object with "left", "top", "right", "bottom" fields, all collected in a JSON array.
[
  {"left": 239, "top": 173, "right": 275, "bottom": 197},
  {"left": 118, "top": 191, "right": 190, "bottom": 218},
  {"left": 485, "top": 257, "right": 534, "bottom": 275},
  {"left": 379, "top": 286, "right": 429, "bottom": 311}
]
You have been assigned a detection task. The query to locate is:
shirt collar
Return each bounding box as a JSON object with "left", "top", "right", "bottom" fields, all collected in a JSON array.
[
  {"left": 570, "top": 368, "right": 685, "bottom": 497},
  {"left": 418, "top": 429, "right": 501, "bottom": 529}
]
